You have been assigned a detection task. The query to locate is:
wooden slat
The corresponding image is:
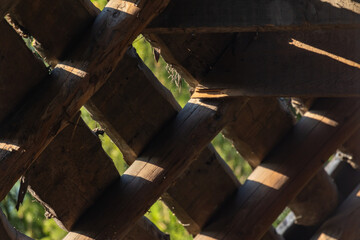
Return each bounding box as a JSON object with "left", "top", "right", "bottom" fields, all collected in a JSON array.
[
  {"left": 190, "top": 30, "right": 360, "bottom": 98},
  {"left": 194, "top": 98, "right": 360, "bottom": 240},
  {"left": 145, "top": 0, "right": 360, "bottom": 33},
  {"left": 63, "top": 98, "right": 247, "bottom": 240},
  {"left": 0, "top": 20, "right": 48, "bottom": 123},
  {"left": 310, "top": 183, "right": 360, "bottom": 240},
  {"left": 0, "top": 0, "right": 170, "bottom": 201},
  {"left": 10, "top": 0, "right": 242, "bottom": 234},
  {"left": 26, "top": 117, "right": 169, "bottom": 240},
  {"left": 147, "top": 32, "right": 340, "bottom": 229}
]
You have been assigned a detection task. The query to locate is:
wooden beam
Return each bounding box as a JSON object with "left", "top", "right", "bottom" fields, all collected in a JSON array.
[
  {"left": 145, "top": 0, "right": 360, "bottom": 33},
  {"left": 0, "top": 0, "right": 170, "bottom": 201},
  {"left": 147, "top": 32, "right": 340, "bottom": 229},
  {"left": 10, "top": 0, "right": 241, "bottom": 234},
  {"left": 190, "top": 30, "right": 360, "bottom": 98},
  {"left": 0, "top": 20, "right": 48, "bottom": 123},
  {"left": 310, "top": 183, "right": 360, "bottom": 240},
  {"left": 194, "top": 98, "right": 360, "bottom": 240},
  {"left": 63, "top": 98, "right": 247, "bottom": 239},
  {"left": 25, "top": 117, "right": 169, "bottom": 240}
]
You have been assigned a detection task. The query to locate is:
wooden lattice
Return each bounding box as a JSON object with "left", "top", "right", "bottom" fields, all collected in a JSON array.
[{"left": 1, "top": 0, "right": 360, "bottom": 239}]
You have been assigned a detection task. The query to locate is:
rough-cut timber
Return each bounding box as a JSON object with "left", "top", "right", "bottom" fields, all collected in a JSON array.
[
  {"left": 28, "top": 116, "right": 169, "bottom": 240},
  {"left": 10, "top": 0, "right": 99, "bottom": 64},
  {"left": 0, "top": 20, "right": 48, "bottom": 123},
  {"left": 311, "top": 184, "right": 360, "bottom": 240},
  {"left": 0, "top": 0, "right": 170, "bottom": 201},
  {"left": 147, "top": 32, "right": 339, "bottom": 228},
  {"left": 146, "top": 0, "right": 360, "bottom": 33},
  {"left": 63, "top": 98, "right": 247, "bottom": 240},
  {"left": 10, "top": 0, "right": 241, "bottom": 234},
  {"left": 194, "top": 98, "right": 360, "bottom": 240},
  {"left": 191, "top": 30, "right": 360, "bottom": 98},
  {"left": 287, "top": 170, "right": 338, "bottom": 226},
  {"left": 0, "top": 209, "right": 33, "bottom": 240}
]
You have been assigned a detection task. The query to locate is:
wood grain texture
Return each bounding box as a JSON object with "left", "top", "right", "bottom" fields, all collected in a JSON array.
[
  {"left": 146, "top": 0, "right": 360, "bottom": 33},
  {"left": 0, "top": 0, "right": 170, "bottom": 201},
  {"left": 0, "top": 20, "right": 48, "bottom": 123},
  {"left": 311, "top": 184, "right": 360, "bottom": 240},
  {"left": 195, "top": 98, "right": 360, "bottom": 240},
  {"left": 11, "top": 1, "right": 242, "bottom": 234},
  {"left": 148, "top": 32, "right": 339, "bottom": 229},
  {"left": 191, "top": 30, "right": 360, "bottom": 98},
  {"left": 63, "top": 98, "right": 247, "bottom": 239}
]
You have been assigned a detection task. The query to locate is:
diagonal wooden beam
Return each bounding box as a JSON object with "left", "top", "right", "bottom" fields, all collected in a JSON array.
[
  {"left": 0, "top": 0, "right": 170, "bottom": 201},
  {"left": 63, "top": 98, "right": 247, "bottom": 240},
  {"left": 145, "top": 0, "right": 360, "bottom": 33},
  {"left": 195, "top": 98, "right": 360, "bottom": 240},
  {"left": 0, "top": 208, "right": 33, "bottom": 240}
]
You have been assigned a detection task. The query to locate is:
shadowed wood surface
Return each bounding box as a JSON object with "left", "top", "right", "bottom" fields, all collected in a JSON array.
[
  {"left": 146, "top": 0, "right": 360, "bottom": 33},
  {"left": 194, "top": 98, "right": 360, "bottom": 240},
  {"left": 0, "top": 20, "right": 48, "bottom": 123},
  {"left": 10, "top": 0, "right": 244, "bottom": 234},
  {"left": 311, "top": 184, "right": 360, "bottom": 240},
  {"left": 63, "top": 98, "right": 247, "bottom": 239},
  {"left": 0, "top": 0, "right": 170, "bottom": 201},
  {"left": 147, "top": 32, "right": 340, "bottom": 229},
  {"left": 191, "top": 30, "right": 360, "bottom": 98},
  {"left": 0, "top": 0, "right": 18, "bottom": 18}
]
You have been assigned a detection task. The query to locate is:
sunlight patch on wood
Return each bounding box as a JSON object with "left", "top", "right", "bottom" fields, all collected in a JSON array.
[
  {"left": 0, "top": 143, "right": 20, "bottom": 152},
  {"left": 248, "top": 166, "right": 289, "bottom": 190},
  {"left": 304, "top": 112, "right": 339, "bottom": 127},
  {"left": 289, "top": 38, "right": 360, "bottom": 69},
  {"left": 320, "top": 0, "right": 360, "bottom": 14},
  {"left": 56, "top": 64, "right": 88, "bottom": 78}
]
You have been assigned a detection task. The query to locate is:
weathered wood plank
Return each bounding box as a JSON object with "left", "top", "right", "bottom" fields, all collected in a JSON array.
[
  {"left": 28, "top": 116, "right": 169, "bottom": 240},
  {"left": 10, "top": 1, "right": 242, "bottom": 234},
  {"left": 310, "top": 183, "right": 360, "bottom": 240},
  {"left": 190, "top": 30, "right": 360, "bottom": 98},
  {"left": 0, "top": 20, "right": 48, "bottom": 123},
  {"left": 0, "top": 209, "right": 33, "bottom": 240},
  {"left": 145, "top": 0, "right": 360, "bottom": 33},
  {"left": 0, "top": 0, "right": 170, "bottom": 201},
  {"left": 194, "top": 98, "right": 360, "bottom": 240},
  {"left": 147, "top": 32, "right": 340, "bottom": 228},
  {"left": 63, "top": 98, "right": 247, "bottom": 239}
]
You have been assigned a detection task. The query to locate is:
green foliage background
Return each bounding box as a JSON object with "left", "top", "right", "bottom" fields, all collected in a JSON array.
[{"left": 0, "top": 1, "right": 255, "bottom": 239}]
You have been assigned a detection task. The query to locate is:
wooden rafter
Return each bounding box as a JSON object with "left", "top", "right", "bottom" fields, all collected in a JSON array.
[
  {"left": 0, "top": 0, "right": 170, "bottom": 201},
  {"left": 145, "top": 0, "right": 360, "bottom": 33}
]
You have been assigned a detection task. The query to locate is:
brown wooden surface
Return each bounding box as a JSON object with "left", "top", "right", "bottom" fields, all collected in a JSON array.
[
  {"left": 0, "top": 0, "right": 170, "bottom": 201},
  {"left": 311, "top": 184, "right": 360, "bottom": 240},
  {"left": 194, "top": 98, "right": 360, "bottom": 240},
  {"left": 146, "top": 0, "right": 360, "bottom": 33},
  {"left": 0, "top": 20, "right": 48, "bottom": 123},
  {"left": 190, "top": 30, "right": 360, "bottom": 98},
  {"left": 11, "top": 0, "right": 243, "bottom": 234},
  {"left": 63, "top": 98, "right": 247, "bottom": 239},
  {"left": 0, "top": 0, "right": 18, "bottom": 18},
  {"left": 341, "top": 129, "right": 360, "bottom": 169},
  {"left": 148, "top": 32, "right": 340, "bottom": 228}
]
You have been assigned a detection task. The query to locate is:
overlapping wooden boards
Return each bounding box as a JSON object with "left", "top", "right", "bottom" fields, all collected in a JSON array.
[
  {"left": 146, "top": 0, "right": 360, "bottom": 33},
  {"left": 8, "top": 0, "right": 258, "bottom": 236},
  {"left": 195, "top": 98, "right": 360, "bottom": 239},
  {"left": 146, "top": 32, "right": 341, "bottom": 233},
  {"left": 0, "top": 0, "right": 170, "bottom": 201}
]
